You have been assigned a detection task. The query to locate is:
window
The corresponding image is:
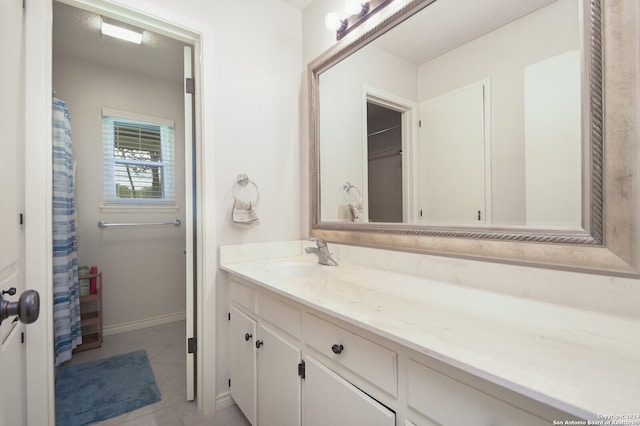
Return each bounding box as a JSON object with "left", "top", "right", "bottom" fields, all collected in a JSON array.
[{"left": 102, "top": 109, "right": 175, "bottom": 205}]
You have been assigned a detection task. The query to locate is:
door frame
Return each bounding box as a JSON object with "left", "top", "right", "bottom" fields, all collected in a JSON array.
[{"left": 25, "top": 0, "right": 217, "bottom": 422}]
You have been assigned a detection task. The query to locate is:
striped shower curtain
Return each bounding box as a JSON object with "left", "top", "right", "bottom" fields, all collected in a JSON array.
[{"left": 52, "top": 94, "right": 82, "bottom": 366}]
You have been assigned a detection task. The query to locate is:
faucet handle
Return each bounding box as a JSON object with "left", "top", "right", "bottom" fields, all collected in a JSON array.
[{"left": 310, "top": 237, "right": 327, "bottom": 248}]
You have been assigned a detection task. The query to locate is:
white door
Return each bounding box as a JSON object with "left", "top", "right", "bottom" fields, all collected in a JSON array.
[
  {"left": 418, "top": 82, "right": 488, "bottom": 225},
  {"left": 184, "top": 45, "right": 196, "bottom": 401},
  {"left": 0, "top": 0, "right": 28, "bottom": 425}
]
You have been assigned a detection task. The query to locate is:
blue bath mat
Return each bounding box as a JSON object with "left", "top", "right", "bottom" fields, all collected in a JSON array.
[{"left": 55, "top": 350, "right": 161, "bottom": 425}]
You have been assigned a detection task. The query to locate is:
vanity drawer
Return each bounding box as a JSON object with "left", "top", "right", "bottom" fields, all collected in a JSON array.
[
  {"left": 304, "top": 313, "right": 397, "bottom": 397},
  {"left": 258, "top": 293, "right": 301, "bottom": 339},
  {"left": 407, "top": 359, "right": 550, "bottom": 426},
  {"left": 229, "top": 278, "right": 255, "bottom": 313}
]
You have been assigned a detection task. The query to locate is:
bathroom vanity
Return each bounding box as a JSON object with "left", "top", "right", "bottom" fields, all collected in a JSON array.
[{"left": 221, "top": 241, "right": 640, "bottom": 426}]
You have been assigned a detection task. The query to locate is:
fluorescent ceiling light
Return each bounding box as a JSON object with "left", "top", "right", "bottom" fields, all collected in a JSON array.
[{"left": 101, "top": 20, "right": 142, "bottom": 45}]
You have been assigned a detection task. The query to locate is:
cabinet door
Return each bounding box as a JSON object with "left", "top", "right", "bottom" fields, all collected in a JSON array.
[
  {"left": 408, "top": 360, "right": 550, "bottom": 426},
  {"left": 257, "top": 323, "right": 301, "bottom": 426},
  {"left": 229, "top": 305, "right": 257, "bottom": 425},
  {"left": 303, "top": 356, "right": 395, "bottom": 426}
]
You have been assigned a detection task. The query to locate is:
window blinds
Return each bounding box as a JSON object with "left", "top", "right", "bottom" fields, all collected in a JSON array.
[{"left": 102, "top": 110, "right": 175, "bottom": 205}]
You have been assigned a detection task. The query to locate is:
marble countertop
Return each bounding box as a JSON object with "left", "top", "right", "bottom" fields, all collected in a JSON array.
[{"left": 220, "top": 243, "right": 640, "bottom": 421}]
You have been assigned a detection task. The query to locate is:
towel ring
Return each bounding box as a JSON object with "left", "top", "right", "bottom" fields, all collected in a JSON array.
[
  {"left": 336, "top": 181, "right": 362, "bottom": 205},
  {"left": 233, "top": 174, "right": 260, "bottom": 204}
]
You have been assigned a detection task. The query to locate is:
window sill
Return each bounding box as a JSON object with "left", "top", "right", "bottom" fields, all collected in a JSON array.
[{"left": 99, "top": 204, "right": 179, "bottom": 213}]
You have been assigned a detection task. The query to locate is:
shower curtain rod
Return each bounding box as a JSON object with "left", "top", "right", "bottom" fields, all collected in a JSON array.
[{"left": 97, "top": 219, "right": 181, "bottom": 229}]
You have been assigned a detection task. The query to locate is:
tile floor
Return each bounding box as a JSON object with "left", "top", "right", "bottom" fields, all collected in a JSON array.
[{"left": 59, "top": 320, "right": 251, "bottom": 426}]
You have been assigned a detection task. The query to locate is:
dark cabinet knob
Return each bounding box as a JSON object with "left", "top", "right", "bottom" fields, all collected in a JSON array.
[
  {"left": 2, "top": 287, "right": 16, "bottom": 296},
  {"left": 255, "top": 339, "right": 263, "bottom": 349},
  {"left": 331, "top": 344, "right": 344, "bottom": 354},
  {"left": 244, "top": 333, "right": 252, "bottom": 341}
]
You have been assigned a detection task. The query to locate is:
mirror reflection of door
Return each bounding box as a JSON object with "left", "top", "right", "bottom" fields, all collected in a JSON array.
[
  {"left": 418, "top": 81, "right": 489, "bottom": 225},
  {"left": 367, "top": 102, "right": 403, "bottom": 222}
]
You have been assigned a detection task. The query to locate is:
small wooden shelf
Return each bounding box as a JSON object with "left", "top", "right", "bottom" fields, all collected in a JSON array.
[
  {"left": 79, "top": 293, "right": 100, "bottom": 303},
  {"left": 80, "top": 311, "right": 101, "bottom": 327},
  {"left": 73, "top": 271, "right": 103, "bottom": 353},
  {"left": 76, "top": 332, "right": 102, "bottom": 351}
]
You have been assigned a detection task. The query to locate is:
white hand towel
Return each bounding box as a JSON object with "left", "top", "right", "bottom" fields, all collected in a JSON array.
[
  {"left": 348, "top": 202, "right": 365, "bottom": 222},
  {"left": 232, "top": 199, "right": 259, "bottom": 225}
]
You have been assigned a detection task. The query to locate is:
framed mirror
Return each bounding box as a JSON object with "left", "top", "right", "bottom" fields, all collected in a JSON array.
[{"left": 309, "top": 0, "right": 640, "bottom": 275}]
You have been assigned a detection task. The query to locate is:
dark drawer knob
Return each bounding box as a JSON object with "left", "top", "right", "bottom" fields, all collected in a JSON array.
[
  {"left": 255, "top": 339, "right": 264, "bottom": 349},
  {"left": 331, "top": 344, "right": 344, "bottom": 354},
  {"left": 244, "top": 333, "right": 252, "bottom": 341},
  {"left": 2, "top": 287, "right": 16, "bottom": 296}
]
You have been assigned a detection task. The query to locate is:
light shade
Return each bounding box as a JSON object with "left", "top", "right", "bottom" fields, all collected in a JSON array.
[
  {"left": 101, "top": 20, "right": 142, "bottom": 45},
  {"left": 345, "top": 0, "right": 364, "bottom": 15},
  {"left": 325, "top": 12, "right": 344, "bottom": 31}
]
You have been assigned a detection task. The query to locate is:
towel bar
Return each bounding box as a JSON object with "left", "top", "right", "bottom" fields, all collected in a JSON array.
[{"left": 97, "top": 219, "right": 181, "bottom": 229}]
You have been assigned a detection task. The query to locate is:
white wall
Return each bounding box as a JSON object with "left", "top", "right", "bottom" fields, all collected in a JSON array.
[
  {"left": 205, "top": 0, "right": 303, "bottom": 404},
  {"left": 52, "top": 53, "right": 187, "bottom": 329},
  {"left": 319, "top": 45, "right": 417, "bottom": 221}
]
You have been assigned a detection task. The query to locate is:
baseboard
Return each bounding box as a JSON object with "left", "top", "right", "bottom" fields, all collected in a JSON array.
[
  {"left": 215, "top": 391, "right": 235, "bottom": 411},
  {"left": 103, "top": 311, "right": 186, "bottom": 336}
]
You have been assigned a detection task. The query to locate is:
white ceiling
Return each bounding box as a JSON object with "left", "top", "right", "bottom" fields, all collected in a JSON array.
[
  {"left": 53, "top": 0, "right": 558, "bottom": 84},
  {"left": 282, "top": 0, "right": 313, "bottom": 9},
  {"left": 373, "top": 0, "right": 558, "bottom": 65},
  {"left": 52, "top": 0, "right": 311, "bottom": 82},
  {"left": 53, "top": 2, "right": 186, "bottom": 83}
]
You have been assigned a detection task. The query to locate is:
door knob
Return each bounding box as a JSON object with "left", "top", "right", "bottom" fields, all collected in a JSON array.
[
  {"left": 0, "top": 290, "right": 40, "bottom": 325},
  {"left": 255, "top": 340, "right": 263, "bottom": 349},
  {"left": 244, "top": 333, "right": 252, "bottom": 341}
]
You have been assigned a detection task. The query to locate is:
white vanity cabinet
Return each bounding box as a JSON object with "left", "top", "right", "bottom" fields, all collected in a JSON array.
[
  {"left": 229, "top": 278, "right": 396, "bottom": 426},
  {"left": 227, "top": 274, "right": 575, "bottom": 426}
]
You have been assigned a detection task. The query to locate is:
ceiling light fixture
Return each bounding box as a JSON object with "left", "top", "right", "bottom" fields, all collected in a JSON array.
[{"left": 101, "top": 20, "right": 143, "bottom": 45}]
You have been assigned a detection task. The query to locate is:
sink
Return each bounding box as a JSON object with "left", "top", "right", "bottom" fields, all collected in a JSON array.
[{"left": 267, "top": 261, "right": 335, "bottom": 279}]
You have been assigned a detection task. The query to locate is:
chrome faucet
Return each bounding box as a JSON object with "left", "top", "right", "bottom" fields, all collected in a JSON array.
[{"left": 305, "top": 238, "right": 338, "bottom": 266}]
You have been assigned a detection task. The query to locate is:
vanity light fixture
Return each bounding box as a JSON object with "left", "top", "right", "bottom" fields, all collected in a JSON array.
[
  {"left": 325, "top": 0, "right": 394, "bottom": 40},
  {"left": 345, "top": 0, "right": 369, "bottom": 15},
  {"left": 325, "top": 12, "right": 348, "bottom": 32},
  {"left": 101, "top": 19, "right": 143, "bottom": 45}
]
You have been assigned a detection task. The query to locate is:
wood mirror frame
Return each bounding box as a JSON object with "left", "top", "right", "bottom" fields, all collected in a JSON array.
[{"left": 309, "top": 0, "right": 640, "bottom": 276}]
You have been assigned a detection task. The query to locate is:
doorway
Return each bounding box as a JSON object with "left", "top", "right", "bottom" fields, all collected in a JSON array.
[
  {"left": 52, "top": 0, "right": 197, "bottom": 402},
  {"left": 366, "top": 102, "right": 403, "bottom": 222},
  {"left": 363, "top": 89, "right": 418, "bottom": 224}
]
